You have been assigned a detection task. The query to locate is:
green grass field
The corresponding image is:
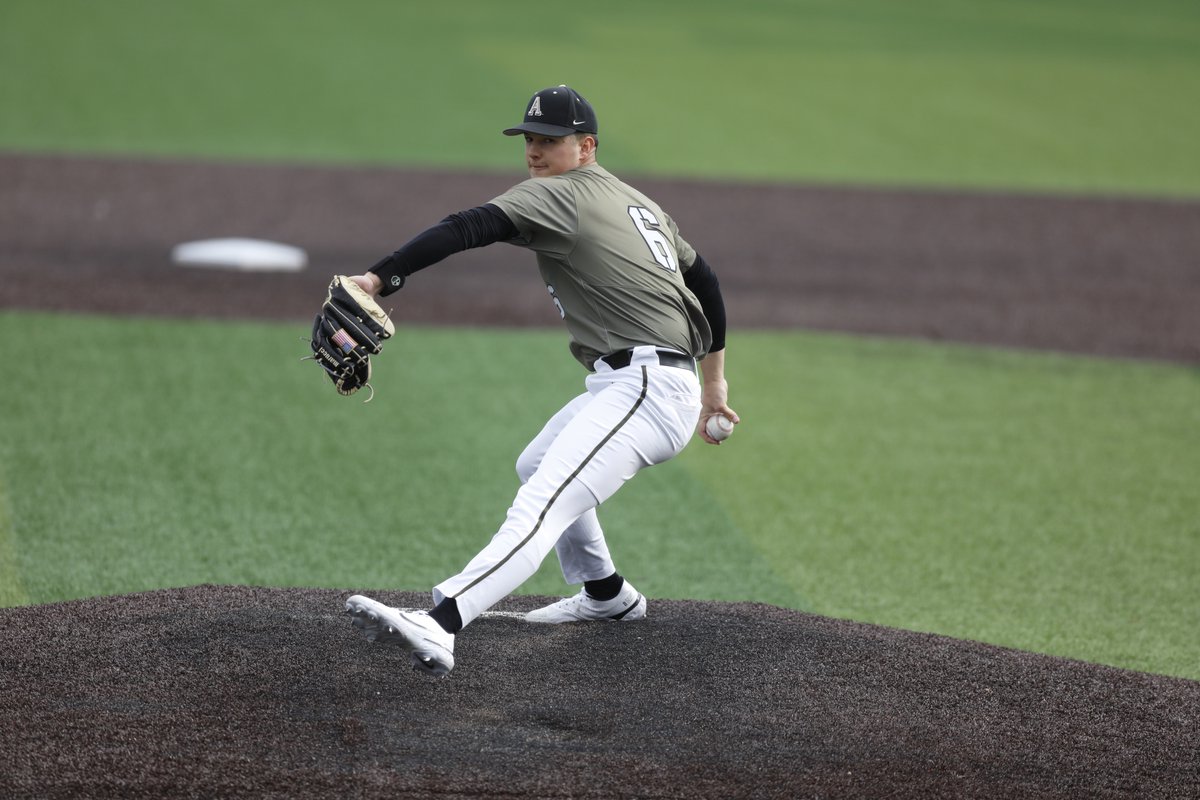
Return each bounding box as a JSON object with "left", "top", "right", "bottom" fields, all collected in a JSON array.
[
  {"left": 2, "top": 0, "right": 1199, "bottom": 195},
  {"left": 1, "top": 314, "right": 1197, "bottom": 679},
  {"left": 1, "top": 1, "right": 1198, "bottom": 680}
]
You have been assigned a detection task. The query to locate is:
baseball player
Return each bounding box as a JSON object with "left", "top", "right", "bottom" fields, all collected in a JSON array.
[{"left": 344, "top": 85, "right": 738, "bottom": 676}]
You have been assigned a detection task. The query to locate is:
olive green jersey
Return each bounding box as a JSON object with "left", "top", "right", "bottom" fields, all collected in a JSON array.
[{"left": 489, "top": 164, "right": 713, "bottom": 369}]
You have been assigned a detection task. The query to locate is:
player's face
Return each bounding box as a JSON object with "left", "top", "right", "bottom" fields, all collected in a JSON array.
[{"left": 523, "top": 134, "right": 585, "bottom": 178}]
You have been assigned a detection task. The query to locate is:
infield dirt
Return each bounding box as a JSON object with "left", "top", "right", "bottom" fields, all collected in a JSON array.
[
  {"left": 1, "top": 154, "right": 1198, "bottom": 798},
  {"left": 3, "top": 154, "right": 1198, "bottom": 362}
]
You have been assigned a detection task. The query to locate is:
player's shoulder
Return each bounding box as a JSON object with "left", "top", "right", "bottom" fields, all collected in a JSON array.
[
  {"left": 492, "top": 166, "right": 625, "bottom": 215},
  {"left": 503, "top": 173, "right": 577, "bottom": 201}
]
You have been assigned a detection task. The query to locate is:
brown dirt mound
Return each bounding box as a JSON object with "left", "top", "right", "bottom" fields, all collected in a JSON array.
[{"left": 1, "top": 586, "right": 1197, "bottom": 799}]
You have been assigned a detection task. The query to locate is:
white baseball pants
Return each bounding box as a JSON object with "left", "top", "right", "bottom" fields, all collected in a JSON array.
[{"left": 433, "top": 346, "right": 702, "bottom": 627}]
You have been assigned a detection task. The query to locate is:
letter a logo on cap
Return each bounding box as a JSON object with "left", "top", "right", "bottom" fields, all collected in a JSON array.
[{"left": 528, "top": 96, "right": 543, "bottom": 117}]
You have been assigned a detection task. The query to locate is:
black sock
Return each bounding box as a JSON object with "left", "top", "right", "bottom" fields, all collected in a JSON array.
[
  {"left": 428, "top": 597, "right": 462, "bottom": 634},
  {"left": 584, "top": 572, "right": 624, "bottom": 602}
]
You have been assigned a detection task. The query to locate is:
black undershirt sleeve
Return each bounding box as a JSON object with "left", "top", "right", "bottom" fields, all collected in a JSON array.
[
  {"left": 369, "top": 204, "right": 518, "bottom": 296},
  {"left": 683, "top": 253, "right": 727, "bottom": 353}
]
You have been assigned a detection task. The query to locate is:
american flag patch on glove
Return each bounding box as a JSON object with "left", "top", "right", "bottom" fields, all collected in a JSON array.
[{"left": 331, "top": 328, "right": 357, "bottom": 353}]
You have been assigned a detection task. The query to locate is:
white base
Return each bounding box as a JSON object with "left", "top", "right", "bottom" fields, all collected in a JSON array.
[{"left": 171, "top": 238, "right": 307, "bottom": 272}]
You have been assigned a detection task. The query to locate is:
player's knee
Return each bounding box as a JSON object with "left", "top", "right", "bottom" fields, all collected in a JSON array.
[{"left": 515, "top": 449, "right": 539, "bottom": 483}]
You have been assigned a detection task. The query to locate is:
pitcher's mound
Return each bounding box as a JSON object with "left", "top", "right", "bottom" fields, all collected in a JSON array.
[{"left": 2, "top": 585, "right": 1197, "bottom": 798}]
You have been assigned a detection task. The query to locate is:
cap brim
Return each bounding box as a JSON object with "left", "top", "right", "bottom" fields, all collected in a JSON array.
[{"left": 502, "top": 122, "right": 581, "bottom": 137}]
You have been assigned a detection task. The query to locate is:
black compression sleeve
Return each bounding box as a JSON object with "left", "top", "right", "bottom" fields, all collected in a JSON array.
[
  {"left": 369, "top": 204, "right": 518, "bottom": 296},
  {"left": 683, "top": 253, "right": 727, "bottom": 353}
]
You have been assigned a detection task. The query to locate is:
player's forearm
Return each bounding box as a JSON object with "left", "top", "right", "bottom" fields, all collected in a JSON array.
[
  {"left": 699, "top": 347, "right": 726, "bottom": 386},
  {"left": 367, "top": 220, "right": 463, "bottom": 296},
  {"left": 698, "top": 348, "right": 729, "bottom": 414},
  {"left": 697, "top": 347, "right": 739, "bottom": 444},
  {"left": 369, "top": 204, "right": 518, "bottom": 296}
]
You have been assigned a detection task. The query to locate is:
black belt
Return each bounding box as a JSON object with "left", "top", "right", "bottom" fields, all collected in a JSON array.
[{"left": 601, "top": 348, "right": 695, "bottom": 372}]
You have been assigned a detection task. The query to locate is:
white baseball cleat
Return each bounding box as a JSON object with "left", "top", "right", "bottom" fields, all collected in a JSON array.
[
  {"left": 525, "top": 580, "right": 647, "bottom": 623},
  {"left": 345, "top": 594, "right": 455, "bottom": 676}
]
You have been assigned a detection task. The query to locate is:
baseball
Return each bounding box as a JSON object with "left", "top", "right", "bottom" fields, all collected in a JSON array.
[{"left": 705, "top": 414, "right": 734, "bottom": 442}]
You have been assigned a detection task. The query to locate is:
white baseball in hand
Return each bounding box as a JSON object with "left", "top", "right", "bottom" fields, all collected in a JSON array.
[{"left": 705, "top": 414, "right": 734, "bottom": 442}]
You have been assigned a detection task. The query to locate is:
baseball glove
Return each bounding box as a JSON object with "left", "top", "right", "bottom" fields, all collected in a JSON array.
[{"left": 307, "top": 275, "right": 395, "bottom": 400}]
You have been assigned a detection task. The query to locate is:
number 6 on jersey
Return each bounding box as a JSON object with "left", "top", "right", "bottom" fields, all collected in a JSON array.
[{"left": 628, "top": 206, "right": 678, "bottom": 272}]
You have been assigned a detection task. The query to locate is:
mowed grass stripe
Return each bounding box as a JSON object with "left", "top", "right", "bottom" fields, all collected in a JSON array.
[{"left": 1, "top": 0, "right": 1197, "bottom": 195}]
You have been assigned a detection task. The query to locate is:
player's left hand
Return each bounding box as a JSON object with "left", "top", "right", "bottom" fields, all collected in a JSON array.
[
  {"left": 348, "top": 272, "right": 384, "bottom": 297},
  {"left": 305, "top": 274, "right": 395, "bottom": 401}
]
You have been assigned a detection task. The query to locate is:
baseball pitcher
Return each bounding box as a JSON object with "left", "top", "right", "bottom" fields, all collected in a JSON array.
[{"left": 332, "top": 86, "right": 739, "bottom": 676}]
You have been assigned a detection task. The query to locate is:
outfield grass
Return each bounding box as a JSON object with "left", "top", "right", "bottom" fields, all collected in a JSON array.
[
  {"left": 2, "top": 0, "right": 1198, "bottom": 195},
  {"left": 1, "top": 312, "right": 1196, "bottom": 679}
]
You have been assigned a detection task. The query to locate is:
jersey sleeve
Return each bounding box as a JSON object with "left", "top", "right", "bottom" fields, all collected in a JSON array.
[{"left": 488, "top": 178, "right": 579, "bottom": 255}]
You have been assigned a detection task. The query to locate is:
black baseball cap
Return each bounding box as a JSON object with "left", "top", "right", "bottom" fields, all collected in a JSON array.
[{"left": 502, "top": 85, "right": 598, "bottom": 138}]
